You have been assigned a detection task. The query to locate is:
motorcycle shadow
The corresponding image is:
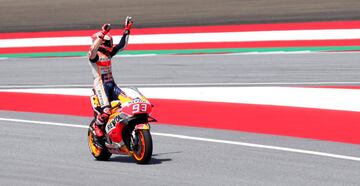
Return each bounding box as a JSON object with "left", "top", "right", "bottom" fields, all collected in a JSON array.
[
  {"left": 109, "top": 151, "right": 181, "bottom": 165},
  {"left": 109, "top": 156, "right": 172, "bottom": 165}
]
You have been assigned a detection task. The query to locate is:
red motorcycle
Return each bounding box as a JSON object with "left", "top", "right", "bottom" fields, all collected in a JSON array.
[{"left": 88, "top": 88, "right": 156, "bottom": 164}]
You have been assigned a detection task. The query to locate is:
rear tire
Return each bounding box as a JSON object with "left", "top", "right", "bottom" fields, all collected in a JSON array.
[
  {"left": 132, "top": 129, "right": 153, "bottom": 164},
  {"left": 88, "top": 120, "right": 112, "bottom": 161}
]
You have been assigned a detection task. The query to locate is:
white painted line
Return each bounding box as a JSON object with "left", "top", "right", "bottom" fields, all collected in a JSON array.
[
  {"left": 1, "top": 81, "right": 360, "bottom": 89},
  {"left": 0, "top": 84, "right": 93, "bottom": 89},
  {"left": 1, "top": 29, "right": 360, "bottom": 48},
  {"left": 152, "top": 133, "right": 360, "bottom": 162},
  {"left": 129, "top": 29, "right": 360, "bottom": 44},
  {"left": 2, "top": 86, "right": 360, "bottom": 112},
  {"left": 117, "top": 82, "right": 360, "bottom": 86},
  {"left": 139, "top": 87, "right": 360, "bottom": 112},
  {"left": 119, "top": 81, "right": 360, "bottom": 86},
  {"left": 0, "top": 117, "right": 87, "bottom": 128},
  {"left": 1, "top": 117, "right": 359, "bottom": 162}
]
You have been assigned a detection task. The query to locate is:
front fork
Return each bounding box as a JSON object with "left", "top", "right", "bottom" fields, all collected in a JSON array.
[{"left": 130, "top": 123, "right": 150, "bottom": 151}]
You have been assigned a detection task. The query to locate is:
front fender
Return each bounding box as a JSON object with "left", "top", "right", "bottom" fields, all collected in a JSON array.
[{"left": 135, "top": 123, "right": 150, "bottom": 130}]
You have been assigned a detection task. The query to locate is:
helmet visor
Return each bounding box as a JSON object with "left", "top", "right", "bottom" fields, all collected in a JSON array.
[
  {"left": 104, "top": 40, "right": 112, "bottom": 47},
  {"left": 103, "top": 35, "right": 113, "bottom": 47}
]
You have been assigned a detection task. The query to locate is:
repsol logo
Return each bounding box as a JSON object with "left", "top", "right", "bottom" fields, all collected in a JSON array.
[{"left": 106, "top": 115, "right": 123, "bottom": 132}]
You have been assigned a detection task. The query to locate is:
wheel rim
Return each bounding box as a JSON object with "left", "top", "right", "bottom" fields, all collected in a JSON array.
[
  {"left": 133, "top": 131, "right": 145, "bottom": 161},
  {"left": 88, "top": 131, "right": 101, "bottom": 157}
]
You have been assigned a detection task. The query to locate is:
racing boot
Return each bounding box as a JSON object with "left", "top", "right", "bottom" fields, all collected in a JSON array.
[
  {"left": 92, "top": 121, "right": 105, "bottom": 137},
  {"left": 93, "top": 107, "right": 111, "bottom": 137},
  {"left": 91, "top": 110, "right": 110, "bottom": 148}
]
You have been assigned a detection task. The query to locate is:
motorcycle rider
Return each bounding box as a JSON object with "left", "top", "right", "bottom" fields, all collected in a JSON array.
[{"left": 88, "top": 16, "right": 133, "bottom": 138}]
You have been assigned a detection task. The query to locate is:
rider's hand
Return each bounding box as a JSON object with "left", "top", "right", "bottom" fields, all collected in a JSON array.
[
  {"left": 98, "top": 24, "right": 111, "bottom": 40},
  {"left": 124, "top": 16, "right": 133, "bottom": 34}
]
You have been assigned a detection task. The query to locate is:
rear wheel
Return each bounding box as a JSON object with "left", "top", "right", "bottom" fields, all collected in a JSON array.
[
  {"left": 132, "top": 129, "right": 153, "bottom": 164},
  {"left": 88, "top": 120, "right": 112, "bottom": 161}
]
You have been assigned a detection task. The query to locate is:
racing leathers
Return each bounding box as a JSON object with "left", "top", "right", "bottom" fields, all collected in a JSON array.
[{"left": 88, "top": 18, "right": 132, "bottom": 137}]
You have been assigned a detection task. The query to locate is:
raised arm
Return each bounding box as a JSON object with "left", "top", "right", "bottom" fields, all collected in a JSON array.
[
  {"left": 110, "top": 16, "right": 133, "bottom": 57},
  {"left": 88, "top": 24, "right": 111, "bottom": 61}
]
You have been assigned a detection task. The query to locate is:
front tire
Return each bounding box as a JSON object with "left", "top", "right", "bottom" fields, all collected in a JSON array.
[
  {"left": 132, "top": 129, "right": 153, "bottom": 164},
  {"left": 88, "top": 120, "right": 112, "bottom": 161}
]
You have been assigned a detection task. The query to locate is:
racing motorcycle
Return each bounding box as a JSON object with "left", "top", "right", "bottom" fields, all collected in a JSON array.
[{"left": 87, "top": 88, "right": 156, "bottom": 164}]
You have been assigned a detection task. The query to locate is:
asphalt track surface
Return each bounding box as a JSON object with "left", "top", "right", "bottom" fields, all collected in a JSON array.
[
  {"left": 1, "top": 0, "right": 360, "bottom": 32},
  {"left": 1, "top": 52, "right": 360, "bottom": 87},
  {"left": 1, "top": 111, "right": 360, "bottom": 186},
  {"left": 1, "top": 53, "right": 360, "bottom": 185}
]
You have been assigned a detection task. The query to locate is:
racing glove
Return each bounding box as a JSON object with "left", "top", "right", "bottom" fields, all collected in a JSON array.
[
  {"left": 98, "top": 24, "right": 111, "bottom": 40},
  {"left": 88, "top": 24, "right": 111, "bottom": 60},
  {"left": 124, "top": 16, "right": 133, "bottom": 35}
]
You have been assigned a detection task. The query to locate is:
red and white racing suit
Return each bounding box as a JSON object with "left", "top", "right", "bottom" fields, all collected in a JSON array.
[{"left": 89, "top": 32, "right": 130, "bottom": 111}]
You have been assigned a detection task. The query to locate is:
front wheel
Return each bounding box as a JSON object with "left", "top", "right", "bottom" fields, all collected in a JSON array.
[{"left": 132, "top": 129, "right": 153, "bottom": 164}]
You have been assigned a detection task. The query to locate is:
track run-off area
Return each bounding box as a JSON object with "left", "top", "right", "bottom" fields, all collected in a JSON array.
[
  {"left": 1, "top": 20, "right": 360, "bottom": 185},
  {"left": 0, "top": 0, "right": 358, "bottom": 181},
  {"left": 1, "top": 51, "right": 360, "bottom": 185},
  {"left": 1, "top": 21, "right": 360, "bottom": 58}
]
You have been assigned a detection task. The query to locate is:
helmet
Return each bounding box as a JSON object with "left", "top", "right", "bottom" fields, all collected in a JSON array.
[{"left": 91, "top": 31, "right": 113, "bottom": 53}]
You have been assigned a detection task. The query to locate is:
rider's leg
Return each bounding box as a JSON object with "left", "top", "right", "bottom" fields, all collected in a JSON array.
[
  {"left": 93, "top": 79, "right": 112, "bottom": 137},
  {"left": 112, "top": 83, "right": 130, "bottom": 104}
]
